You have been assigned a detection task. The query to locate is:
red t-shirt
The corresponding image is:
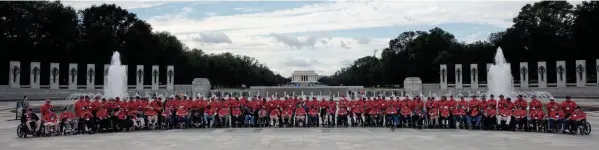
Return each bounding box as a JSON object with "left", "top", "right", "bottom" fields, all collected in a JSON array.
[
  {"left": 218, "top": 108, "right": 229, "bottom": 116},
  {"left": 60, "top": 111, "right": 74, "bottom": 120},
  {"left": 96, "top": 109, "right": 109, "bottom": 119},
  {"left": 232, "top": 108, "right": 242, "bottom": 116},
  {"left": 296, "top": 108, "right": 307, "bottom": 115},
  {"left": 270, "top": 109, "right": 279, "bottom": 117},
  {"left": 308, "top": 109, "right": 319, "bottom": 116},
  {"left": 570, "top": 111, "right": 586, "bottom": 120},
  {"left": 176, "top": 109, "right": 188, "bottom": 117},
  {"left": 400, "top": 106, "right": 411, "bottom": 115},
  {"left": 44, "top": 113, "right": 57, "bottom": 122},
  {"left": 484, "top": 108, "right": 496, "bottom": 116},
  {"left": 115, "top": 111, "right": 126, "bottom": 120},
  {"left": 440, "top": 108, "right": 450, "bottom": 117}
]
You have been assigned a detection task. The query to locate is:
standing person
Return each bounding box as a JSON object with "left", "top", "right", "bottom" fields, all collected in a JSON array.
[{"left": 560, "top": 96, "right": 577, "bottom": 117}]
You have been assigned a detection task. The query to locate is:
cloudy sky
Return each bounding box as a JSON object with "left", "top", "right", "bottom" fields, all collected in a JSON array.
[{"left": 61, "top": 0, "right": 557, "bottom": 77}]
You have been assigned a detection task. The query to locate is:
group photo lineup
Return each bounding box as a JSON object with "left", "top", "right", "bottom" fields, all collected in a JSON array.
[{"left": 1, "top": 1, "right": 598, "bottom": 150}]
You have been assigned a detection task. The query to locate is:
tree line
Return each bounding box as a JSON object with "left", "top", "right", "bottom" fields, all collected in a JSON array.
[
  {"left": 319, "top": 1, "right": 599, "bottom": 87},
  {"left": 0, "top": 1, "right": 288, "bottom": 88}
]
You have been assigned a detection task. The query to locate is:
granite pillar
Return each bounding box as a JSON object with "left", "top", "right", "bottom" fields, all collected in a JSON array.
[
  {"left": 9, "top": 61, "right": 21, "bottom": 88},
  {"left": 439, "top": 64, "right": 447, "bottom": 90},
  {"left": 537, "top": 61, "right": 547, "bottom": 88},
  {"left": 86, "top": 64, "right": 95, "bottom": 90},
  {"left": 68, "top": 63, "right": 78, "bottom": 90},
  {"left": 455, "top": 64, "right": 462, "bottom": 89},
  {"left": 151, "top": 65, "right": 159, "bottom": 90},
  {"left": 136, "top": 65, "right": 144, "bottom": 90},
  {"left": 556, "top": 61, "right": 566, "bottom": 88},
  {"left": 519, "top": 62, "right": 528, "bottom": 89},
  {"left": 575, "top": 60, "right": 586, "bottom": 87},
  {"left": 470, "top": 64, "right": 478, "bottom": 89},
  {"left": 50, "top": 63, "right": 60, "bottom": 89},
  {"left": 167, "top": 65, "right": 174, "bottom": 91},
  {"left": 30, "top": 62, "right": 40, "bottom": 89}
]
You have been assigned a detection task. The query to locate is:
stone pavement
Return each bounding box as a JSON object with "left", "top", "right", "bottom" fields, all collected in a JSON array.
[{"left": 0, "top": 128, "right": 597, "bottom": 150}]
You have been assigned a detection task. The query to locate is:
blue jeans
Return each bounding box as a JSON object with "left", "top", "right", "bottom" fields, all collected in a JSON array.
[
  {"left": 548, "top": 118, "right": 563, "bottom": 130},
  {"left": 245, "top": 115, "right": 254, "bottom": 125},
  {"left": 466, "top": 115, "right": 481, "bottom": 128}
]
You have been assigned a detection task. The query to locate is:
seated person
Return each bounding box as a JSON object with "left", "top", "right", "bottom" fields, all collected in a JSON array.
[
  {"left": 466, "top": 107, "right": 481, "bottom": 129},
  {"left": 80, "top": 108, "right": 94, "bottom": 132},
  {"left": 95, "top": 107, "right": 110, "bottom": 131},
  {"left": 204, "top": 106, "right": 216, "bottom": 128},
  {"left": 440, "top": 106, "right": 451, "bottom": 128},
  {"left": 564, "top": 106, "right": 586, "bottom": 134},
  {"left": 259, "top": 106, "right": 269, "bottom": 127},
  {"left": 385, "top": 106, "right": 398, "bottom": 127},
  {"left": 176, "top": 106, "right": 189, "bottom": 126},
  {"left": 547, "top": 105, "right": 565, "bottom": 131},
  {"left": 113, "top": 108, "right": 128, "bottom": 130},
  {"left": 217, "top": 107, "right": 230, "bottom": 127},
  {"left": 427, "top": 106, "right": 439, "bottom": 128},
  {"left": 497, "top": 105, "right": 512, "bottom": 129},
  {"left": 452, "top": 106, "right": 466, "bottom": 128},
  {"left": 483, "top": 105, "right": 497, "bottom": 130},
  {"left": 145, "top": 106, "right": 158, "bottom": 127},
  {"left": 412, "top": 106, "right": 426, "bottom": 128},
  {"left": 269, "top": 108, "right": 280, "bottom": 127},
  {"left": 43, "top": 109, "right": 59, "bottom": 134},
  {"left": 337, "top": 107, "right": 349, "bottom": 126},
  {"left": 232, "top": 107, "right": 243, "bottom": 127},
  {"left": 529, "top": 108, "right": 545, "bottom": 131},
  {"left": 59, "top": 108, "right": 77, "bottom": 132},
  {"left": 281, "top": 107, "right": 293, "bottom": 126},
  {"left": 127, "top": 108, "right": 141, "bottom": 128},
  {"left": 161, "top": 108, "right": 173, "bottom": 127},
  {"left": 399, "top": 105, "right": 412, "bottom": 127},
  {"left": 23, "top": 108, "right": 40, "bottom": 133},
  {"left": 512, "top": 106, "right": 528, "bottom": 131},
  {"left": 295, "top": 107, "right": 307, "bottom": 127}
]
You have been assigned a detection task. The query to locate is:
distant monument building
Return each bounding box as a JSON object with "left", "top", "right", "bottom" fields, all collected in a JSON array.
[{"left": 291, "top": 70, "right": 320, "bottom": 85}]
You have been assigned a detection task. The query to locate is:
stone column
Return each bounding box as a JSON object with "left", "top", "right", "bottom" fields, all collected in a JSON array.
[
  {"left": 104, "top": 64, "right": 109, "bottom": 88},
  {"left": 486, "top": 63, "right": 492, "bottom": 87},
  {"left": 68, "top": 63, "right": 78, "bottom": 90},
  {"left": 556, "top": 61, "right": 566, "bottom": 87},
  {"left": 167, "top": 65, "right": 174, "bottom": 91},
  {"left": 537, "top": 62, "right": 547, "bottom": 88},
  {"left": 439, "top": 64, "right": 447, "bottom": 90},
  {"left": 30, "top": 62, "right": 40, "bottom": 89},
  {"left": 519, "top": 62, "right": 529, "bottom": 89},
  {"left": 86, "top": 64, "right": 95, "bottom": 90},
  {"left": 455, "top": 64, "right": 463, "bottom": 89},
  {"left": 136, "top": 65, "right": 144, "bottom": 90},
  {"left": 49, "top": 63, "right": 60, "bottom": 89},
  {"left": 9, "top": 61, "right": 21, "bottom": 88},
  {"left": 151, "top": 65, "right": 159, "bottom": 90},
  {"left": 470, "top": 64, "right": 478, "bottom": 89},
  {"left": 575, "top": 60, "right": 586, "bottom": 87}
]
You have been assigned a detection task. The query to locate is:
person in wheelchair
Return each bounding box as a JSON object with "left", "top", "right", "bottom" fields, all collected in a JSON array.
[
  {"left": 295, "top": 105, "right": 307, "bottom": 127},
  {"left": 42, "top": 108, "right": 59, "bottom": 135},
  {"left": 440, "top": 106, "right": 451, "bottom": 128},
  {"left": 512, "top": 106, "right": 528, "bottom": 131},
  {"left": 22, "top": 108, "right": 41, "bottom": 134},
  {"left": 204, "top": 105, "right": 216, "bottom": 128},
  {"left": 482, "top": 105, "right": 497, "bottom": 130},
  {"left": 529, "top": 107, "right": 545, "bottom": 131},
  {"left": 231, "top": 106, "right": 244, "bottom": 127},
  {"left": 547, "top": 105, "right": 565, "bottom": 132},
  {"left": 145, "top": 105, "right": 158, "bottom": 129},
  {"left": 127, "top": 108, "right": 141, "bottom": 129},
  {"left": 564, "top": 106, "right": 587, "bottom": 134},
  {"left": 259, "top": 106, "right": 270, "bottom": 127},
  {"left": 113, "top": 107, "right": 128, "bottom": 131},
  {"left": 281, "top": 106, "right": 293, "bottom": 127},
  {"left": 337, "top": 106, "right": 349, "bottom": 127},
  {"left": 59, "top": 108, "right": 77, "bottom": 133},
  {"left": 466, "top": 107, "right": 481, "bottom": 129},
  {"left": 176, "top": 105, "right": 189, "bottom": 128},
  {"left": 427, "top": 106, "right": 439, "bottom": 128},
  {"left": 95, "top": 106, "right": 110, "bottom": 132},
  {"left": 217, "top": 106, "right": 231, "bottom": 127},
  {"left": 497, "top": 104, "right": 512, "bottom": 130},
  {"left": 452, "top": 105, "right": 466, "bottom": 129},
  {"left": 385, "top": 105, "right": 398, "bottom": 128}
]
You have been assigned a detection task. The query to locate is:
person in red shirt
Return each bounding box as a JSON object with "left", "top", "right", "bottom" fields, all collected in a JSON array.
[
  {"left": 497, "top": 104, "right": 512, "bottom": 130},
  {"left": 483, "top": 105, "right": 497, "bottom": 130},
  {"left": 427, "top": 105, "right": 438, "bottom": 128},
  {"left": 529, "top": 96, "right": 543, "bottom": 110},
  {"left": 565, "top": 106, "right": 586, "bottom": 134},
  {"left": 294, "top": 105, "right": 306, "bottom": 127},
  {"left": 95, "top": 107, "right": 110, "bottom": 131},
  {"left": 308, "top": 106, "right": 320, "bottom": 127},
  {"left": 514, "top": 95, "right": 528, "bottom": 109},
  {"left": 325, "top": 99, "right": 337, "bottom": 127},
  {"left": 399, "top": 105, "right": 412, "bottom": 127},
  {"left": 457, "top": 97, "right": 468, "bottom": 109},
  {"left": 176, "top": 106, "right": 189, "bottom": 128},
  {"left": 80, "top": 108, "right": 94, "bottom": 132},
  {"left": 468, "top": 96, "right": 480, "bottom": 111},
  {"left": 529, "top": 108, "right": 545, "bottom": 132},
  {"left": 218, "top": 105, "right": 230, "bottom": 127},
  {"left": 204, "top": 105, "right": 216, "bottom": 128},
  {"left": 440, "top": 106, "right": 451, "bottom": 128},
  {"left": 337, "top": 106, "right": 349, "bottom": 127},
  {"left": 547, "top": 105, "right": 565, "bottom": 132},
  {"left": 352, "top": 99, "right": 364, "bottom": 127},
  {"left": 43, "top": 108, "right": 59, "bottom": 134},
  {"left": 258, "top": 105, "right": 269, "bottom": 127},
  {"left": 466, "top": 107, "right": 481, "bottom": 129},
  {"left": 452, "top": 105, "right": 466, "bottom": 129},
  {"left": 231, "top": 107, "right": 243, "bottom": 127},
  {"left": 40, "top": 99, "right": 52, "bottom": 117},
  {"left": 487, "top": 95, "right": 497, "bottom": 109},
  {"left": 128, "top": 108, "right": 141, "bottom": 129},
  {"left": 560, "top": 96, "right": 577, "bottom": 115},
  {"left": 546, "top": 98, "right": 558, "bottom": 112},
  {"left": 145, "top": 104, "right": 158, "bottom": 128},
  {"left": 512, "top": 106, "right": 528, "bottom": 131},
  {"left": 446, "top": 96, "right": 457, "bottom": 110},
  {"left": 368, "top": 103, "right": 380, "bottom": 127},
  {"left": 59, "top": 108, "right": 77, "bottom": 133},
  {"left": 113, "top": 107, "right": 128, "bottom": 131},
  {"left": 269, "top": 107, "right": 280, "bottom": 127}
]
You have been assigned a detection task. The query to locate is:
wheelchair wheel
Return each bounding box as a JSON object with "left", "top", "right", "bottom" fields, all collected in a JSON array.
[
  {"left": 580, "top": 122, "right": 591, "bottom": 135},
  {"left": 17, "top": 124, "right": 25, "bottom": 138}
]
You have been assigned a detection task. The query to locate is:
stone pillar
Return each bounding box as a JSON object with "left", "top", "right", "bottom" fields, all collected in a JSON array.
[
  {"left": 9, "top": 61, "right": 21, "bottom": 88},
  {"left": 151, "top": 65, "right": 159, "bottom": 90},
  {"left": 556, "top": 61, "right": 566, "bottom": 87},
  {"left": 440, "top": 64, "right": 447, "bottom": 90},
  {"left": 49, "top": 63, "right": 60, "bottom": 89},
  {"left": 575, "top": 60, "right": 586, "bottom": 87},
  {"left": 68, "top": 63, "right": 78, "bottom": 90},
  {"left": 519, "top": 62, "right": 529, "bottom": 89},
  {"left": 470, "top": 64, "right": 478, "bottom": 89},
  {"left": 30, "top": 62, "right": 40, "bottom": 89},
  {"left": 596, "top": 59, "right": 599, "bottom": 86},
  {"left": 86, "top": 64, "right": 95, "bottom": 90},
  {"left": 104, "top": 64, "right": 109, "bottom": 88},
  {"left": 167, "top": 65, "right": 174, "bottom": 91},
  {"left": 455, "top": 64, "right": 462, "bottom": 89},
  {"left": 486, "top": 63, "right": 492, "bottom": 87},
  {"left": 136, "top": 65, "right": 144, "bottom": 90},
  {"left": 537, "top": 61, "right": 547, "bottom": 88}
]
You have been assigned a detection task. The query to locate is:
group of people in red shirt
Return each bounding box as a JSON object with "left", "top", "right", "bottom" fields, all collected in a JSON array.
[{"left": 22, "top": 94, "right": 589, "bottom": 136}]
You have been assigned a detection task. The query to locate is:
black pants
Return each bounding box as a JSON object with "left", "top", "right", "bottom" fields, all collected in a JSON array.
[
  {"left": 440, "top": 116, "right": 450, "bottom": 128},
  {"left": 411, "top": 115, "right": 424, "bottom": 128},
  {"left": 483, "top": 116, "right": 496, "bottom": 130},
  {"left": 512, "top": 117, "right": 528, "bottom": 131},
  {"left": 565, "top": 119, "right": 583, "bottom": 133}
]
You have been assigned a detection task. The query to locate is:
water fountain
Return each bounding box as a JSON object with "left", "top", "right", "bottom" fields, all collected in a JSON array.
[
  {"left": 103, "top": 51, "right": 127, "bottom": 99},
  {"left": 487, "top": 47, "right": 515, "bottom": 99}
]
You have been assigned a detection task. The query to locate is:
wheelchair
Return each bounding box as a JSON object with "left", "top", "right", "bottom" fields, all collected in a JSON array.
[
  {"left": 578, "top": 120, "right": 591, "bottom": 135},
  {"left": 17, "top": 122, "right": 43, "bottom": 138}
]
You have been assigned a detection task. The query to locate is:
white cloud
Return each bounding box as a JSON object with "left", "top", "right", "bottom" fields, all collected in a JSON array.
[
  {"left": 60, "top": 0, "right": 168, "bottom": 10},
  {"left": 192, "top": 32, "right": 233, "bottom": 44},
  {"left": 65, "top": 1, "right": 530, "bottom": 76}
]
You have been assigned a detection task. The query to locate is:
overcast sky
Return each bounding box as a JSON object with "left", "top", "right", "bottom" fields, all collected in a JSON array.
[{"left": 61, "top": 0, "right": 579, "bottom": 77}]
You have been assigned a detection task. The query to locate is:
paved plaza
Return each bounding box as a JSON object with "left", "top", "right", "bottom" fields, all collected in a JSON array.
[{"left": 0, "top": 101, "right": 598, "bottom": 150}]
